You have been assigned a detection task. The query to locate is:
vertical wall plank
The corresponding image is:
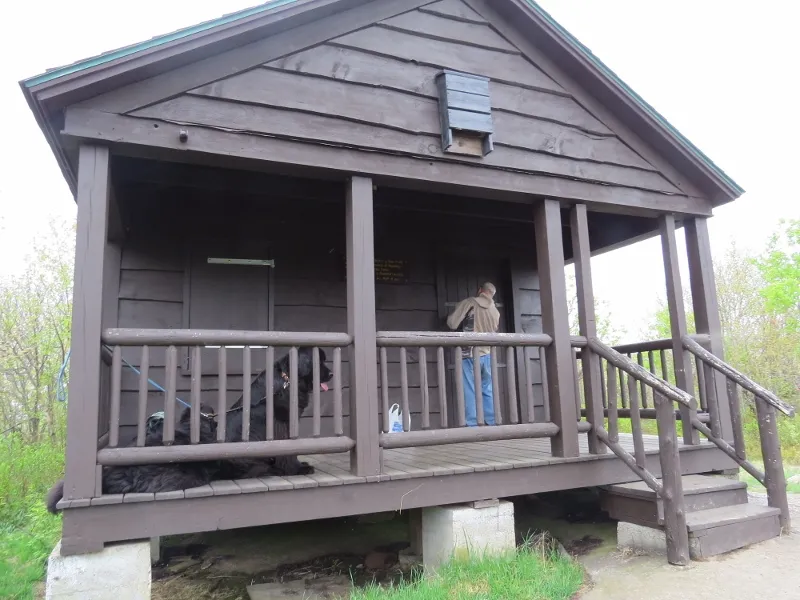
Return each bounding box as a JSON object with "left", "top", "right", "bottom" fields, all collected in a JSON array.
[
  {"left": 64, "top": 145, "right": 110, "bottom": 500},
  {"left": 660, "top": 214, "right": 700, "bottom": 444},
  {"left": 346, "top": 176, "right": 381, "bottom": 476},
  {"left": 685, "top": 217, "right": 734, "bottom": 441},
  {"left": 536, "top": 199, "right": 579, "bottom": 457},
  {"left": 570, "top": 203, "right": 605, "bottom": 453}
]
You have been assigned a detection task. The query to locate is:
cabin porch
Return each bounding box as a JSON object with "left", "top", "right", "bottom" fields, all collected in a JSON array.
[{"left": 55, "top": 151, "right": 778, "bottom": 563}]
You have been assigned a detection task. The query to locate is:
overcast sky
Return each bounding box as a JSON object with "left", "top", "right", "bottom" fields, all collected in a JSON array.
[{"left": 1, "top": 0, "right": 797, "bottom": 341}]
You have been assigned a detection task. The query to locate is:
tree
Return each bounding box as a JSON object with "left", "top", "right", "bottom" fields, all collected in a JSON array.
[
  {"left": 753, "top": 219, "right": 800, "bottom": 333},
  {"left": 565, "top": 268, "right": 620, "bottom": 344},
  {"left": 0, "top": 217, "right": 75, "bottom": 443}
]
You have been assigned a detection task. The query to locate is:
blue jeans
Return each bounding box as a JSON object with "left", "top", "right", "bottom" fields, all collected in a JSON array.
[{"left": 462, "top": 355, "right": 495, "bottom": 426}]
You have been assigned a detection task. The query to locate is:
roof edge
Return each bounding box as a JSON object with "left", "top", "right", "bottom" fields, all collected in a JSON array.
[
  {"left": 520, "top": 0, "right": 744, "bottom": 200},
  {"left": 22, "top": 0, "right": 300, "bottom": 89}
]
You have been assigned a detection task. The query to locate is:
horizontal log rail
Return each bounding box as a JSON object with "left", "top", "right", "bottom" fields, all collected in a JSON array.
[
  {"left": 97, "top": 436, "right": 355, "bottom": 466},
  {"left": 375, "top": 331, "right": 553, "bottom": 347},
  {"left": 682, "top": 334, "right": 793, "bottom": 532},
  {"left": 102, "top": 328, "right": 352, "bottom": 347},
  {"left": 380, "top": 422, "right": 559, "bottom": 449},
  {"left": 580, "top": 408, "right": 710, "bottom": 422},
  {"left": 611, "top": 334, "right": 710, "bottom": 356}
]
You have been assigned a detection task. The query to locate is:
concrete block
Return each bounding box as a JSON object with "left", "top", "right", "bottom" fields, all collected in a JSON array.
[
  {"left": 422, "top": 500, "right": 515, "bottom": 570},
  {"left": 149, "top": 537, "right": 160, "bottom": 565},
  {"left": 46, "top": 539, "right": 151, "bottom": 600},
  {"left": 617, "top": 521, "right": 667, "bottom": 555}
]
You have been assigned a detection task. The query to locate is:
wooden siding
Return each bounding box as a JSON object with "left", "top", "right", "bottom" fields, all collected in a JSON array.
[
  {"left": 111, "top": 188, "right": 545, "bottom": 443},
  {"left": 82, "top": 0, "right": 694, "bottom": 212}
]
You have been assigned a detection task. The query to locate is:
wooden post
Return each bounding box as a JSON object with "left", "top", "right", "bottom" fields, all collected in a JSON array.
[
  {"left": 655, "top": 393, "right": 690, "bottom": 565},
  {"left": 756, "top": 400, "right": 791, "bottom": 532},
  {"left": 659, "top": 215, "right": 700, "bottom": 445},
  {"left": 64, "top": 145, "right": 111, "bottom": 501},
  {"left": 685, "top": 217, "right": 734, "bottom": 442},
  {"left": 570, "top": 204, "right": 605, "bottom": 454},
  {"left": 346, "top": 176, "right": 381, "bottom": 477},
  {"left": 535, "top": 199, "right": 579, "bottom": 457}
]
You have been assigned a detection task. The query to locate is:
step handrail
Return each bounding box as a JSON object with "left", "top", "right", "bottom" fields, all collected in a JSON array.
[
  {"left": 682, "top": 335, "right": 793, "bottom": 532},
  {"left": 587, "top": 337, "right": 690, "bottom": 565},
  {"left": 682, "top": 336, "right": 795, "bottom": 417}
]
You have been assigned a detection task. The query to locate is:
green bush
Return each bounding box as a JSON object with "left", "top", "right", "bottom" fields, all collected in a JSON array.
[{"left": 0, "top": 435, "right": 64, "bottom": 600}]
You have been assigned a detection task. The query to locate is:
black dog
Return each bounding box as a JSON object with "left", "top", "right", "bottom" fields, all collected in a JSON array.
[
  {"left": 218, "top": 347, "right": 333, "bottom": 479},
  {"left": 45, "top": 348, "right": 333, "bottom": 513},
  {"left": 46, "top": 405, "right": 218, "bottom": 514}
]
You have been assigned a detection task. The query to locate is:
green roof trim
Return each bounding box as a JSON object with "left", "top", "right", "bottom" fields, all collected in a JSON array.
[
  {"left": 522, "top": 0, "right": 743, "bottom": 196},
  {"left": 22, "top": 0, "right": 299, "bottom": 88}
]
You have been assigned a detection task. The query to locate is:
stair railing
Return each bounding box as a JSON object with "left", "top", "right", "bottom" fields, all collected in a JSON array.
[
  {"left": 682, "top": 335, "right": 795, "bottom": 532},
  {"left": 587, "top": 337, "right": 693, "bottom": 565}
]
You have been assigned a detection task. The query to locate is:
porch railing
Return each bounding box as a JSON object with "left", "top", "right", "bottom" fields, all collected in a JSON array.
[
  {"left": 374, "top": 331, "right": 587, "bottom": 449},
  {"left": 682, "top": 335, "right": 794, "bottom": 532},
  {"left": 97, "top": 328, "right": 353, "bottom": 469},
  {"left": 587, "top": 337, "right": 693, "bottom": 565}
]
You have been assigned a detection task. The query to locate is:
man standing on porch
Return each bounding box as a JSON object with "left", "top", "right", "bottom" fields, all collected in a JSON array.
[{"left": 447, "top": 282, "right": 500, "bottom": 427}]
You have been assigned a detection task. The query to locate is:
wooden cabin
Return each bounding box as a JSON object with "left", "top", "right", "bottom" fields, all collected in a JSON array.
[{"left": 22, "top": 0, "right": 793, "bottom": 566}]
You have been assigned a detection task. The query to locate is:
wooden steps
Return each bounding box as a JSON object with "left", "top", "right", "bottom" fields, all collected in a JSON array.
[{"left": 601, "top": 474, "right": 782, "bottom": 559}]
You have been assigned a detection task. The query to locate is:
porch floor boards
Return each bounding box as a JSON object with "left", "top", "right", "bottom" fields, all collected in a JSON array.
[{"left": 83, "top": 433, "right": 712, "bottom": 506}]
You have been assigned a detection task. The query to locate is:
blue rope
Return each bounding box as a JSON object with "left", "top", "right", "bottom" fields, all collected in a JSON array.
[
  {"left": 56, "top": 345, "right": 191, "bottom": 410},
  {"left": 56, "top": 349, "right": 71, "bottom": 403}
]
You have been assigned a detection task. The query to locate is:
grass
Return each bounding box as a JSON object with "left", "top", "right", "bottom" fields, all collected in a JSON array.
[
  {"left": 348, "top": 538, "right": 584, "bottom": 600},
  {"left": 0, "top": 434, "right": 64, "bottom": 600},
  {"left": 738, "top": 462, "right": 800, "bottom": 494}
]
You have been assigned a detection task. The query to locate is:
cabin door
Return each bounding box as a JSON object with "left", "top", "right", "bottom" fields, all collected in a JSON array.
[
  {"left": 436, "top": 253, "right": 515, "bottom": 428},
  {"left": 182, "top": 238, "right": 272, "bottom": 380}
]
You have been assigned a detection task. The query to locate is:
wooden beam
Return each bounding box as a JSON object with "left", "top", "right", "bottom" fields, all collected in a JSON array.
[
  {"left": 684, "top": 218, "right": 733, "bottom": 441},
  {"left": 64, "top": 145, "right": 111, "bottom": 501},
  {"left": 346, "top": 176, "right": 381, "bottom": 476},
  {"left": 62, "top": 107, "right": 712, "bottom": 217},
  {"left": 535, "top": 199, "right": 579, "bottom": 457},
  {"left": 570, "top": 204, "right": 605, "bottom": 454},
  {"left": 659, "top": 215, "right": 699, "bottom": 444}
]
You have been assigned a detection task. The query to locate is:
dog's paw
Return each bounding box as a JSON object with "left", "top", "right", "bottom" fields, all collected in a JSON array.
[{"left": 297, "top": 462, "right": 315, "bottom": 475}]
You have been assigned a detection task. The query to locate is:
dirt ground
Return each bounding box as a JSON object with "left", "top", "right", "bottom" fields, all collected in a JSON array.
[{"left": 149, "top": 492, "right": 605, "bottom": 600}]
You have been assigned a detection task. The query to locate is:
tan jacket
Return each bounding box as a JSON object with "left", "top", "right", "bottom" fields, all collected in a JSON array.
[{"left": 446, "top": 294, "right": 500, "bottom": 357}]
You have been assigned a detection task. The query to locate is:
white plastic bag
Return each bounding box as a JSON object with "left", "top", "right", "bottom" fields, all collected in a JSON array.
[{"left": 388, "top": 403, "right": 406, "bottom": 432}]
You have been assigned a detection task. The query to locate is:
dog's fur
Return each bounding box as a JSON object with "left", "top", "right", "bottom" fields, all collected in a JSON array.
[
  {"left": 218, "top": 347, "right": 333, "bottom": 479},
  {"left": 45, "top": 405, "right": 218, "bottom": 514},
  {"left": 45, "top": 347, "right": 333, "bottom": 513}
]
